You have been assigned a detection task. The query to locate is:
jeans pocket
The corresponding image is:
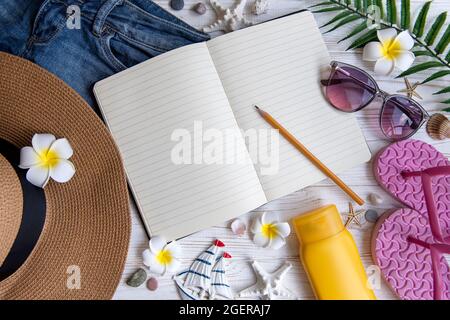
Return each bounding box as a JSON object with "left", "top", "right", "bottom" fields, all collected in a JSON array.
[{"left": 100, "top": 27, "right": 165, "bottom": 72}]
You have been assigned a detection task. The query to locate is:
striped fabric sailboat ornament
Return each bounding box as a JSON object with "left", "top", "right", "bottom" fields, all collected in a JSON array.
[
  {"left": 210, "top": 252, "right": 234, "bottom": 300},
  {"left": 174, "top": 239, "right": 233, "bottom": 300}
]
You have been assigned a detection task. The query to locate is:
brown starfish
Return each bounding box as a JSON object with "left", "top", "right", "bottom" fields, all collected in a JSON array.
[
  {"left": 397, "top": 77, "right": 422, "bottom": 100},
  {"left": 344, "top": 202, "right": 364, "bottom": 228}
]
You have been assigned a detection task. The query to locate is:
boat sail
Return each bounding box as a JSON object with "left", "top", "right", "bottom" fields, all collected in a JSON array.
[
  {"left": 174, "top": 239, "right": 233, "bottom": 300},
  {"left": 210, "top": 252, "right": 233, "bottom": 300}
]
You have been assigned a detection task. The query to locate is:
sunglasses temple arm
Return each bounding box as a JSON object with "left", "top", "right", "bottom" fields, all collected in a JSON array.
[
  {"left": 345, "top": 71, "right": 377, "bottom": 92},
  {"left": 323, "top": 78, "right": 374, "bottom": 93},
  {"left": 324, "top": 68, "right": 377, "bottom": 94}
]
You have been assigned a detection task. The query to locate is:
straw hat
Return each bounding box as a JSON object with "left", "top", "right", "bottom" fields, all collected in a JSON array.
[{"left": 0, "top": 52, "right": 131, "bottom": 299}]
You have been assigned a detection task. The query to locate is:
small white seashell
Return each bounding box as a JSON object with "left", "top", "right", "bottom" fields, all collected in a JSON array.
[
  {"left": 367, "top": 193, "right": 383, "bottom": 205},
  {"left": 252, "top": 0, "right": 269, "bottom": 15},
  {"left": 230, "top": 218, "right": 246, "bottom": 236}
]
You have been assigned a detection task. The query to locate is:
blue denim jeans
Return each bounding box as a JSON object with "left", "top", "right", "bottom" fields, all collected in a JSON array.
[{"left": 0, "top": 0, "right": 209, "bottom": 110}]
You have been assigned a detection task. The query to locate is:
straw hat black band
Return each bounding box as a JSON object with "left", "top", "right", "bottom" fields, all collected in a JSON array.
[{"left": 0, "top": 138, "right": 46, "bottom": 281}]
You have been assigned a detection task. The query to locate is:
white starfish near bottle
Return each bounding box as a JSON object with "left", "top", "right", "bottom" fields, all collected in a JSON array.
[
  {"left": 203, "top": 0, "right": 252, "bottom": 33},
  {"left": 238, "top": 261, "right": 296, "bottom": 300}
]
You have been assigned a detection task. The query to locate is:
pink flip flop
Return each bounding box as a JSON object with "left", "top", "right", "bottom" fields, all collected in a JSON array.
[{"left": 372, "top": 139, "right": 450, "bottom": 300}]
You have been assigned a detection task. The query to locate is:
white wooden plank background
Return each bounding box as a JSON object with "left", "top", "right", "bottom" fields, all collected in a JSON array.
[{"left": 113, "top": 0, "right": 450, "bottom": 300}]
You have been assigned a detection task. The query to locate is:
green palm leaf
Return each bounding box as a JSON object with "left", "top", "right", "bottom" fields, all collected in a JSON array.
[
  {"left": 362, "top": 0, "right": 371, "bottom": 14},
  {"left": 424, "top": 12, "right": 447, "bottom": 46},
  {"left": 412, "top": 50, "right": 433, "bottom": 57},
  {"left": 441, "top": 100, "right": 450, "bottom": 106},
  {"left": 386, "top": 0, "right": 397, "bottom": 25},
  {"left": 347, "top": 29, "right": 378, "bottom": 50},
  {"left": 433, "top": 86, "right": 450, "bottom": 95},
  {"left": 421, "top": 70, "right": 450, "bottom": 84},
  {"left": 400, "top": 0, "right": 410, "bottom": 29},
  {"left": 321, "top": 11, "right": 352, "bottom": 28},
  {"left": 338, "top": 21, "right": 369, "bottom": 43},
  {"left": 309, "top": 2, "right": 334, "bottom": 9},
  {"left": 412, "top": 1, "right": 431, "bottom": 37},
  {"left": 397, "top": 61, "right": 444, "bottom": 78},
  {"left": 435, "top": 25, "right": 450, "bottom": 54},
  {"left": 313, "top": 6, "right": 345, "bottom": 13},
  {"left": 324, "top": 14, "right": 361, "bottom": 33},
  {"left": 311, "top": 0, "right": 450, "bottom": 102},
  {"left": 374, "top": 0, "right": 383, "bottom": 19}
]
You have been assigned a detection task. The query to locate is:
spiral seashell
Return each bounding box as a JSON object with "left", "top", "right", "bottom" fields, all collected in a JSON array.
[{"left": 426, "top": 113, "right": 450, "bottom": 140}]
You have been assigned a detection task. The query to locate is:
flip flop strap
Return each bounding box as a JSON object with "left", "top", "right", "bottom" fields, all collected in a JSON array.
[
  {"left": 402, "top": 166, "right": 450, "bottom": 244},
  {"left": 403, "top": 165, "right": 450, "bottom": 300},
  {"left": 408, "top": 237, "right": 450, "bottom": 300}
]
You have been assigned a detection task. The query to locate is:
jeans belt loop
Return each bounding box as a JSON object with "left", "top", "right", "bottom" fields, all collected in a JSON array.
[{"left": 92, "top": 0, "right": 124, "bottom": 37}]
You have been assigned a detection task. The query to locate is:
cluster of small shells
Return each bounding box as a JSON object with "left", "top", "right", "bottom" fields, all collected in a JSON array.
[{"left": 191, "top": 0, "right": 269, "bottom": 16}]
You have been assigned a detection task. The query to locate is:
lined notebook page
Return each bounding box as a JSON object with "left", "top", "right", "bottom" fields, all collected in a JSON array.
[
  {"left": 207, "top": 11, "right": 371, "bottom": 201},
  {"left": 94, "top": 43, "right": 266, "bottom": 240}
]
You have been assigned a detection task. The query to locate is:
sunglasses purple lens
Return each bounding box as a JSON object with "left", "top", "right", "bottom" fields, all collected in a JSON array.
[
  {"left": 326, "top": 64, "right": 377, "bottom": 112},
  {"left": 380, "top": 96, "right": 424, "bottom": 140}
]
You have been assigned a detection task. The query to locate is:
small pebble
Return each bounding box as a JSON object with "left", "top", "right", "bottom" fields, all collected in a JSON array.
[
  {"left": 127, "top": 268, "right": 147, "bottom": 287},
  {"left": 193, "top": 2, "right": 206, "bottom": 15},
  {"left": 367, "top": 193, "right": 383, "bottom": 205},
  {"left": 365, "top": 209, "right": 379, "bottom": 223},
  {"left": 146, "top": 277, "right": 159, "bottom": 291},
  {"left": 170, "top": 0, "right": 185, "bottom": 11}
]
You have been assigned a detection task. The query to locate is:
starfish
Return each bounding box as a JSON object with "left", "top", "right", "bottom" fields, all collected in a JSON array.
[
  {"left": 238, "top": 261, "right": 296, "bottom": 300},
  {"left": 203, "top": 0, "right": 253, "bottom": 33},
  {"left": 397, "top": 77, "right": 422, "bottom": 100},
  {"left": 344, "top": 202, "right": 364, "bottom": 228}
]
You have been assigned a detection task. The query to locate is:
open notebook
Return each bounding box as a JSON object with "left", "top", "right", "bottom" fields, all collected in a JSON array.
[{"left": 94, "top": 11, "right": 371, "bottom": 240}]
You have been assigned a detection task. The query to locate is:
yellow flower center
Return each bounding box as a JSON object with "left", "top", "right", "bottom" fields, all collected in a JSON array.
[
  {"left": 156, "top": 249, "right": 172, "bottom": 265},
  {"left": 380, "top": 38, "right": 402, "bottom": 60},
  {"left": 261, "top": 223, "right": 278, "bottom": 239},
  {"left": 37, "top": 149, "right": 60, "bottom": 168}
]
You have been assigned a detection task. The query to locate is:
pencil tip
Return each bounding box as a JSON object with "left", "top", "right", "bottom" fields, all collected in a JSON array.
[{"left": 254, "top": 105, "right": 259, "bottom": 110}]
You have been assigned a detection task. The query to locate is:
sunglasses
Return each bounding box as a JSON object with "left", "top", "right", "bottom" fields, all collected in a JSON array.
[{"left": 322, "top": 61, "right": 429, "bottom": 141}]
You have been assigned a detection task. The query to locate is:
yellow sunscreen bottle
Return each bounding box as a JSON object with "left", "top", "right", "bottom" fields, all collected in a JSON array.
[{"left": 292, "top": 205, "right": 376, "bottom": 300}]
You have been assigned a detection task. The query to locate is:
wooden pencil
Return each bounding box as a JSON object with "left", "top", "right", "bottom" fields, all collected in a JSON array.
[{"left": 255, "top": 106, "right": 364, "bottom": 206}]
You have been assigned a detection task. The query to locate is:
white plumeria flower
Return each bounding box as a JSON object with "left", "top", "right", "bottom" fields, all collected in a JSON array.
[
  {"left": 251, "top": 212, "right": 291, "bottom": 250},
  {"left": 19, "top": 134, "right": 75, "bottom": 188},
  {"left": 363, "top": 28, "right": 415, "bottom": 76},
  {"left": 142, "top": 236, "right": 181, "bottom": 275}
]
